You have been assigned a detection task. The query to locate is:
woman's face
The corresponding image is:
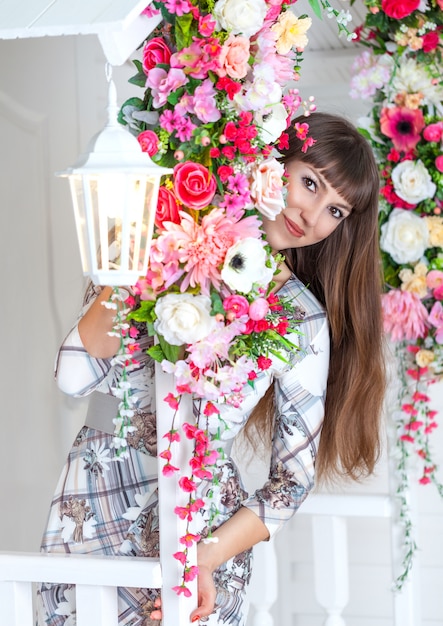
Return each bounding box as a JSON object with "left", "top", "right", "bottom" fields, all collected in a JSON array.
[{"left": 262, "top": 159, "right": 352, "bottom": 252}]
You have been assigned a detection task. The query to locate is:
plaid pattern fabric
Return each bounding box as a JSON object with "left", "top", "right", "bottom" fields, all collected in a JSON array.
[{"left": 36, "top": 277, "right": 329, "bottom": 625}]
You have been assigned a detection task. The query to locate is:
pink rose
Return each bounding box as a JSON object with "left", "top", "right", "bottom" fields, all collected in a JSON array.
[
  {"left": 249, "top": 298, "right": 270, "bottom": 321},
  {"left": 137, "top": 130, "right": 159, "bottom": 156},
  {"left": 142, "top": 37, "right": 172, "bottom": 74},
  {"left": 426, "top": 269, "right": 443, "bottom": 290},
  {"left": 216, "top": 35, "right": 250, "bottom": 80},
  {"left": 381, "top": 0, "right": 419, "bottom": 18},
  {"left": 223, "top": 295, "right": 249, "bottom": 318},
  {"left": 173, "top": 161, "right": 217, "bottom": 210},
  {"left": 436, "top": 156, "right": 443, "bottom": 174},
  {"left": 155, "top": 186, "right": 181, "bottom": 229},
  {"left": 249, "top": 157, "right": 285, "bottom": 220},
  {"left": 423, "top": 123, "right": 443, "bottom": 143}
]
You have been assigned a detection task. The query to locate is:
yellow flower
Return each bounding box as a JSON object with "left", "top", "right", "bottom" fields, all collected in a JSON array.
[
  {"left": 271, "top": 12, "right": 312, "bottom": 55},
  {"left": 425, "top": 216, "right": 443, "bottom": 247},
  {"left": 399, "top": 264, "right": 428, "bottom": 298},
  {"left": 416, "top": 349, "right": 435, "bottom": 368}
]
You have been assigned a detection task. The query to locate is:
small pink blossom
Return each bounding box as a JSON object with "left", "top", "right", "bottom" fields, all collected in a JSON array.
[
  {"left": 172, "top": 584, "right": 192, "bottom": 597},
  {"left": 164, "top": 393, "right": 180, "bottom": 410},
  {"left": 163, "top": 429, "right": 180, "bottom": 443},
  {"left": 165, "top": 0, "right": 192, "bottom": 16},
  {"left": 173, "top": 551, "right": 187, "bottom": 565},
  {"left": 162, "top": 463, "right": 180, "bottom": 476},
  {"left": 184, "top": 566, "right": 199, "bottom": 582},
  {"left": 180, "top": 532, "right": 200, "bottom": 547},
  {"left": 146, "top": 67, "right": 188, "bottom": 108},
  {"left": 179, "top": 476, "right": 197, "bottom": 492}
]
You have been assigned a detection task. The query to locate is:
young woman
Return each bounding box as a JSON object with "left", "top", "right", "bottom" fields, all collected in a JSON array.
[{"left": 36, "top": 112, "right": 385, "bottom": 626}]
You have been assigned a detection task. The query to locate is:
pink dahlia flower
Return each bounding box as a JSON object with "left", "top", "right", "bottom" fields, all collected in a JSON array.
[{"left": 382, "top": 289, "right": 428, "bottom": 342}]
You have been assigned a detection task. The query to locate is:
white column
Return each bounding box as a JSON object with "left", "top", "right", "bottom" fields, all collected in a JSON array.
[
  {"left": 312, "top": 515, "right": 349, "bottom": 626},
  {"left": 249, "top": 539, "right": 278, "bottom": 626}
]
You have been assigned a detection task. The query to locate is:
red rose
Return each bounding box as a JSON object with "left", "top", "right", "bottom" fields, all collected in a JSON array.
[
  {"left": 422, "top": 30, "right": 440, "bottom": 52},
  {"left": 173, "top": 161, "right": 216, "bottom": 210},
  {"left": 137, "top": 130, "right": 159, "bottom": 157},
  {"left": 155, "top": 186, "right": 181, "bottom": 229},
  {"left": 217, "top": 165, "right": 234, "bottom": 182},
  {"left": 142, "top": 37, "right": 172, "bottom": 75},
  {"left": 381, "top": 0, "right": 419, "bottom": 19}
]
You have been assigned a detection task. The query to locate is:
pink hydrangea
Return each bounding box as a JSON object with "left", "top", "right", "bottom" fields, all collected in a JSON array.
[{"left": 382, "top": 289, "right": 429, "bottom": 342}]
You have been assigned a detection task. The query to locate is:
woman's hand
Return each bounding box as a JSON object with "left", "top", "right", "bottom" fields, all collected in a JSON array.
[
  {"left": 149, "top": 564, "right": 216, "bottom": 623},
  {"left": 190, "top": 563, "right": 217, "bottom": 622}
]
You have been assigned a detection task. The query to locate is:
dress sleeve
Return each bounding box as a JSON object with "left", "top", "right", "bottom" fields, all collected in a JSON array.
[
  {"left": 54, "top": 284, "right": 113, "bottom": 397},
  {"left": 241, "top": 316, "right": 330, "bottom": 538}
]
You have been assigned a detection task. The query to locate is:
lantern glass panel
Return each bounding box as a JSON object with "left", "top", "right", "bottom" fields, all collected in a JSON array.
[{"left": 69, "top": 172, "right": 160, "bottom": 286}]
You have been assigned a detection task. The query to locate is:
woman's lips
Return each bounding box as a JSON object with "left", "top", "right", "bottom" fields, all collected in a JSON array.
[{"left": 284, "top": 215, "right": 305, "bottom": 237}]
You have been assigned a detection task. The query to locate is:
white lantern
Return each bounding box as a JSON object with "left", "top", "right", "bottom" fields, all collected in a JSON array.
[{"left": 58, "top": 65, "right": 171, "bottom": 286}]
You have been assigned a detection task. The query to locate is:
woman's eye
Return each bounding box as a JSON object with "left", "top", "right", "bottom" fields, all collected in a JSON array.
[
  {"left": 303, "top": 176, "right": 316, "bottom": 192},
  {"left": 330, "top": 206, "right": 344, "bottom": 219}
]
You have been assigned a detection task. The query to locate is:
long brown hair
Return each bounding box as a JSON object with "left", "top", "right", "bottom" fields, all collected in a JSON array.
[{"left": 246, "top": 112, "right": 386, "bottom": 483}]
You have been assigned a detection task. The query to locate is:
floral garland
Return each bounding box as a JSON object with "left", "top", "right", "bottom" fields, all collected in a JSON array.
[
  {"left": 350, "top": 0, "right": 443, "bottom": 590},
  {"left": 111, "top": 0, "right": 357, "bottom": 597}
]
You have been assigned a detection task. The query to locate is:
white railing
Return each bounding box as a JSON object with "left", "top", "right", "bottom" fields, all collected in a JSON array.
[{"left": 0, "top": 366, "right": 422, "bottom": 626}]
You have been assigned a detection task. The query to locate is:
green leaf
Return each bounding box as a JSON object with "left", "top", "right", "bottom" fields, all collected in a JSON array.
[
  {"left": 308, "top": 0, "right": 323, "bottom": 19},
  {"left": 129, "top": 72, "right": 148, "bottom": 88},
  {"left": 158, "top": 334, "right": 183, "bottom": 363},
  {"left": 127, "top": 300, "right": 156, "bottom": 323},
  {"left": 167, "top": 87, "right": 185, "bottom": 106},
  {"left": 147, "top": 344, "right": 165, "bottom": 363},
  {"left": 175, "top": 13, "right": 194, "bottom": 50},
  {"left": 210, "top": 291, "right": 225, "bottom": 316}
]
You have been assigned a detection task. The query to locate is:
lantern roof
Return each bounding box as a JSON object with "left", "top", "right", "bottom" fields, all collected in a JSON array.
[{"left": 0, "top": 0, "right": 160, "bottom": 65}]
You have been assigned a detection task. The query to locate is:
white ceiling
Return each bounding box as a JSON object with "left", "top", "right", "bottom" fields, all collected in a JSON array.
[{"left": 0, "top": 0, "right": 367, "bottom": 52}]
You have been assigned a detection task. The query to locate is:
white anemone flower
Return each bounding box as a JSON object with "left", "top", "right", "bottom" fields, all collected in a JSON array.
[{"left": 221, "top": 238, "right": 275, "bottom": 293}]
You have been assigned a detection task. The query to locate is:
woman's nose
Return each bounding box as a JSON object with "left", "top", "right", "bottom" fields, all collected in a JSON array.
[{"left": 300, "top": 205, "right": 322, "bottom": 227}]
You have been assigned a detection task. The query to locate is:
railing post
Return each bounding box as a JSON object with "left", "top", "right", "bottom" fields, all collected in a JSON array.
[
  {"left": 0, "top": 580, "right": 34, "bottom": 626},
  {"left": 312, "top": 515, "right": 349, "bottom": 626},
  {"left": 155, "top": 364, "right": 198, "bottom": 625},
  {"left": 76, "top": 584, "right": 119, "bottom": 626},
  {"left": 249, "top": 539, "right": 278, "bottom": 626}
]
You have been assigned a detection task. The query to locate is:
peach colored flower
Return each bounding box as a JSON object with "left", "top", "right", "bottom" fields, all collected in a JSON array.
[
  {"left": 271, "top": 11, "right": 312, "bottom": 54},
  {"left": 399, "top": 266, "right": 428, "bottom": 298},
  {"left": 415, "top": 349, "right": 435, "bottom": 368},
  {"left": 216, "top": 35, "right": 250, "bottom": 79},
  {"left": 425, "top": 216, "right": 443, "bottom": 247}
]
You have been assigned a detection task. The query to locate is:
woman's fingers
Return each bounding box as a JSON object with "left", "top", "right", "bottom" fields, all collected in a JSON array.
[
  {"left": 150, "top": 595, "right": 162, "bottom": 620},
  {"left": 190, "top": 565, "right": 217, "bottom": 622}
]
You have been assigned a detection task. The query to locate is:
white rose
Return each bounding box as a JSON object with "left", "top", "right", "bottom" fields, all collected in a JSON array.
[
  {"left": 380, "top": 208, "right": 429, "bottom": 264},
  {"left": 391, "top": 159, "right": 436, "bottom": 205},
  {"left": 154, "top": 293, "right": 216, "bottom": 346},
  {"left": 249, "top": 157, "right": 286, "bottom": 220},
  {"left": 221, "top": 237, "right": 275, "bottom": 293},
  {"left": 213, "top": 0, "right": 268, "bottom": 37}
]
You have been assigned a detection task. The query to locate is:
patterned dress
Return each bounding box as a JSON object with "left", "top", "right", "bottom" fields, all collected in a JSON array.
[{"left": 35, "top": 276, "right": 330, "bottom": 626}]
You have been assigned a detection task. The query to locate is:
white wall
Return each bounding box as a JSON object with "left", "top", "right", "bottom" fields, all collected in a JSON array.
[{"left": 0, "top": 34, "right": 442, "bottom": 625}]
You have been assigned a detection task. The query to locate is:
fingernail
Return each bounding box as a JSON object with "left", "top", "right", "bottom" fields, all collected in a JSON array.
[{"left": 191, "top": 616, "right": 200, "bottom": 623}]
